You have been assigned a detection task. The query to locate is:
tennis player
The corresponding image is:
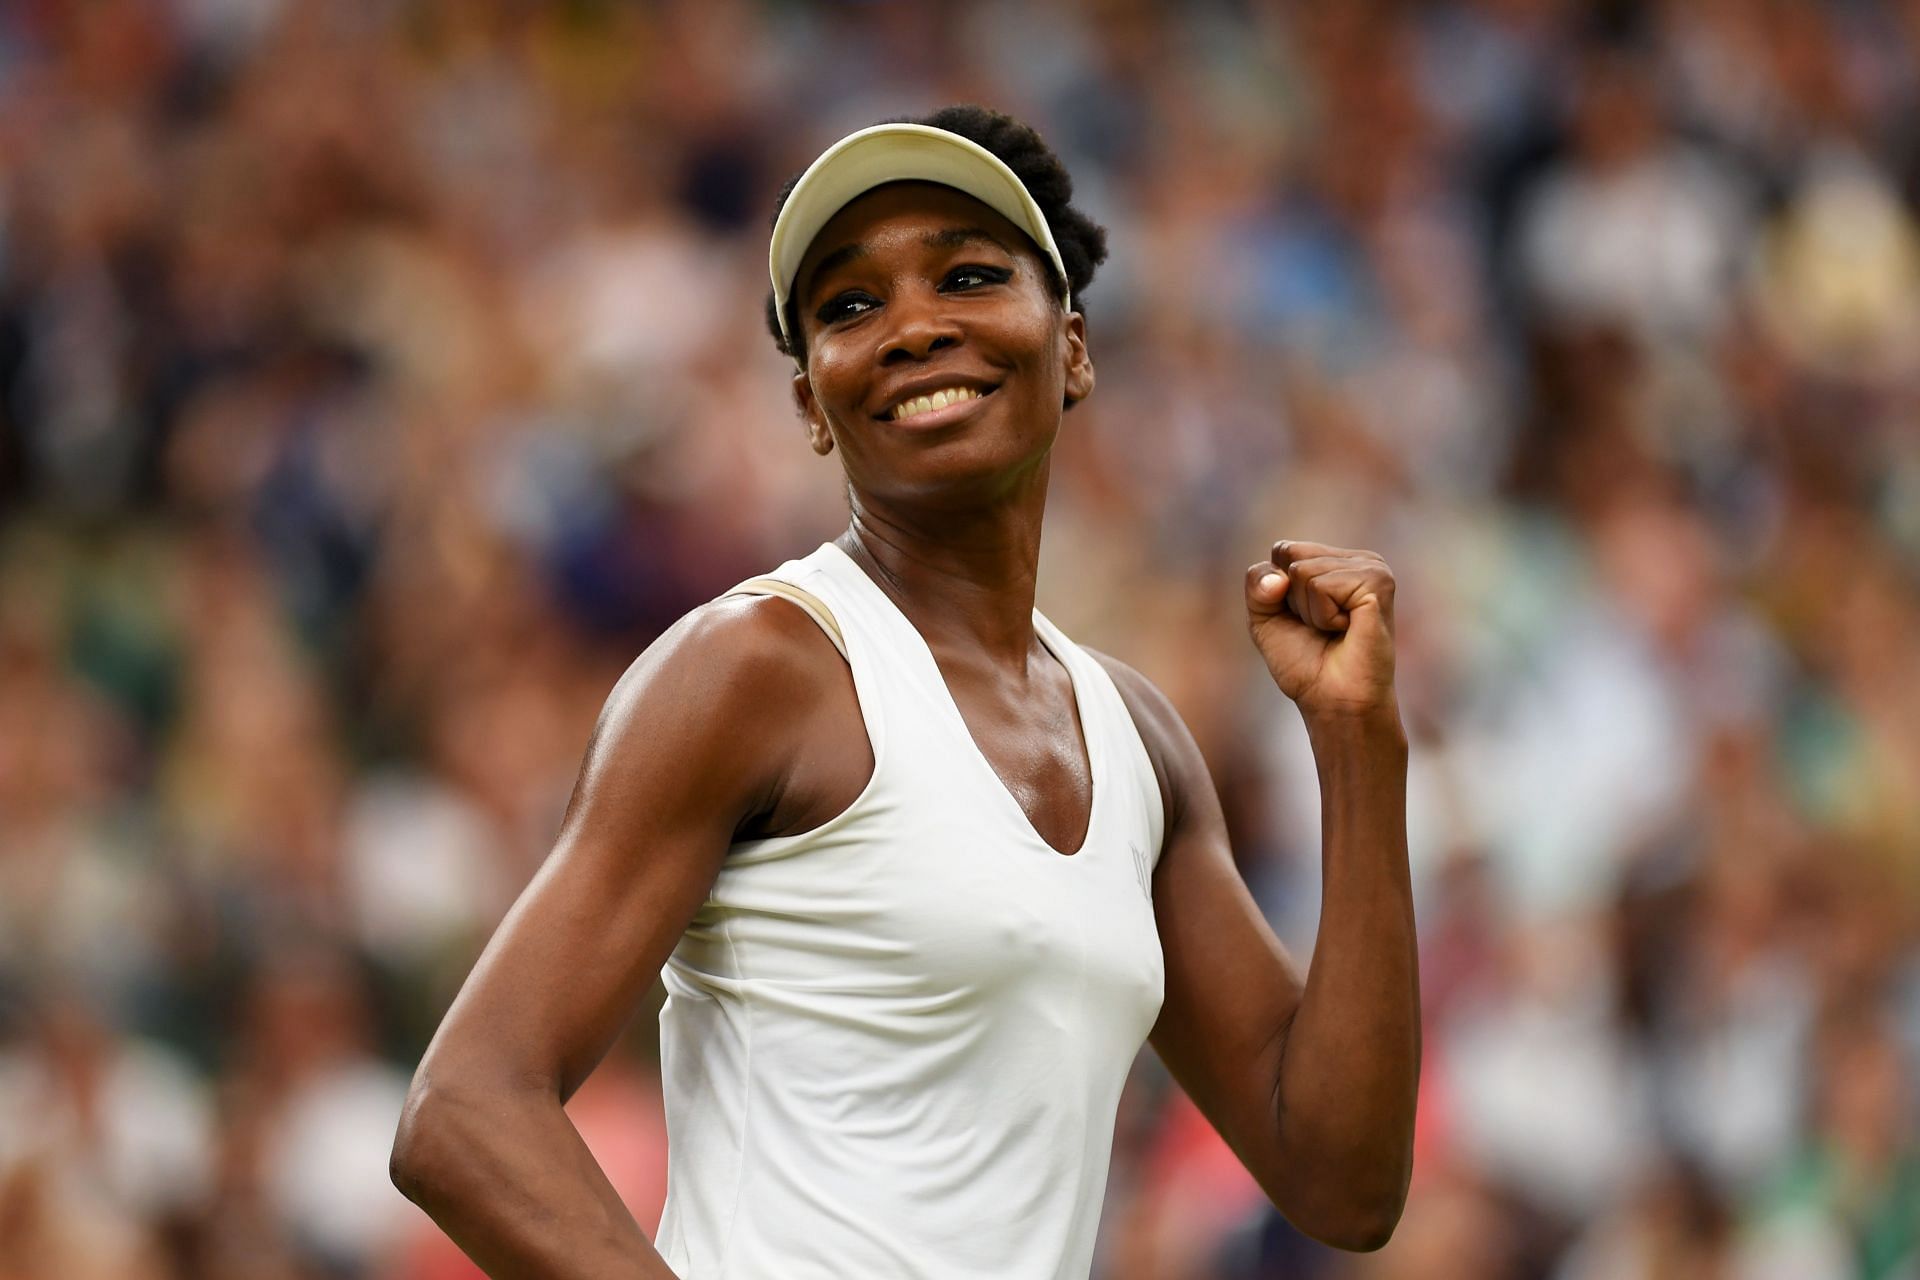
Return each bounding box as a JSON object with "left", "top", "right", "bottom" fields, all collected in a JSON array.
[{"left": 391, "top": 105, "right": 1418, "bottom": 1279}]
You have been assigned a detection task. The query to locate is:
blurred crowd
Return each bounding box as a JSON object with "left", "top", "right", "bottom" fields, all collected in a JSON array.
[{"left": 2, "top": 0, "right": 1918, "bottom": 1277}]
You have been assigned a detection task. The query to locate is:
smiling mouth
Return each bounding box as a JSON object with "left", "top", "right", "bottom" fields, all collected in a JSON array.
[{"left": 883, "top": 385, "right": 996, "bottom": 423}]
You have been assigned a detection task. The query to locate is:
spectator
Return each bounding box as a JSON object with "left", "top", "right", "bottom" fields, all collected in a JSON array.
[{"left": 0, "top": 1, "right": 1915, "bottom": 1275}]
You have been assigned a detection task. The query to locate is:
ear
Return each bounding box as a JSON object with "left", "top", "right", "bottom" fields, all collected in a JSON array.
[
  {"left": 793, "top": 368, "right": 835, "bottom": 456},
  {"left": 1062, "top": 311, "right": 1095, "bottom": 406}
]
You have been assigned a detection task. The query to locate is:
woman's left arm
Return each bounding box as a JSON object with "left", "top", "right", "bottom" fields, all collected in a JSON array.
[{"left": 1096, "top": 540, "right": 1417, "bottom": 1252}]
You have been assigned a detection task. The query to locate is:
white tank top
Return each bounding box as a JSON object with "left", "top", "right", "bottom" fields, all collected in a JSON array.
[{"left": 654, "top": 542, "right": 1166, "bottom": 1280}]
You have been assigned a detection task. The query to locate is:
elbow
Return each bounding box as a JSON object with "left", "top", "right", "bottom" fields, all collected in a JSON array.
[
  {"left": 388, "top": 1080, "right": 438, "bottom": 1203},
  {"left": 1265, "top": 1153, "right": 1411, "bottom": 1253},
  {"left": 1309, "top": 1199, "right": 1406, "bottom": 1253},
  {"left": 390, "top": 1074, "right": 479, "bottom": 1207}
]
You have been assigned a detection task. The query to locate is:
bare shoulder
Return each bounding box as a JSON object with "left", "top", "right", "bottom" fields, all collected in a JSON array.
[
  {"left": 569, "top": 591, "right": 854, "bottom": 821},
  {"left": 602, "top": 591, "right": 849, "bottom": 730},
  {"left": 577, "top": 589, "right": 867, "bottom": 843}
]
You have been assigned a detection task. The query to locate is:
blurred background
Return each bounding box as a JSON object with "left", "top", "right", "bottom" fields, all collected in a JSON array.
[{"left": 2, "top": 0, "right": 1918, "bottom": 1276}]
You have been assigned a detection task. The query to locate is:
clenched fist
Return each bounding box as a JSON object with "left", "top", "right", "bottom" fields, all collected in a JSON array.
[{"left": 1246, "top": 540, "right": 1399, "bottom": 726}]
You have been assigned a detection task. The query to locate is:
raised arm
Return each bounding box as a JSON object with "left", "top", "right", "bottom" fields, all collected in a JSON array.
[
  {"left": 1097, "top": 539, "right": 1418, "bottom": 1251},
  {"left": 389, "top": 596, "right": 862, "bottom": 1279}
]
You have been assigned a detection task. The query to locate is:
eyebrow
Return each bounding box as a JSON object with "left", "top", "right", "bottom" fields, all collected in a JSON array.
[
  {"left": 804, "top": 227, "right": 1016, "bottom": 303},
  {"left": 923, "top": 226, "right": 1014, "bottom": 255}
]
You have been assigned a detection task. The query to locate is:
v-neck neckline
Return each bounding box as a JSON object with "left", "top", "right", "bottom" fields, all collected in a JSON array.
[{"left": 823, "top": 542, "right": 1101, "bottom": 859}]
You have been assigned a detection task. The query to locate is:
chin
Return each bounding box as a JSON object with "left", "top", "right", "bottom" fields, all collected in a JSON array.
[{"left": 870, "top": 434, "right": 1056, "bottom": 507}]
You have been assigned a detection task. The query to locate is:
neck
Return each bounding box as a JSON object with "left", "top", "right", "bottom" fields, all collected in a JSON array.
[{"left": 837, "top": 458, "right": 1051, "bottom": 670}]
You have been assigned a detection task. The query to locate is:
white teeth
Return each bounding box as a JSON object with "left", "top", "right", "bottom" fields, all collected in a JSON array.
[{"left": 891, "top": 386, "right": 981, "bottom": 421}]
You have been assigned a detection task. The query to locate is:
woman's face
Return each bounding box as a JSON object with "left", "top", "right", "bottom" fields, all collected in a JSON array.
[{"left": 790, "top": 181, "right": 1093, "bottom": 507}]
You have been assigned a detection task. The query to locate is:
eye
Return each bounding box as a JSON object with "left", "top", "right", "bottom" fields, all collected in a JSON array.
[
  {"left": 942, "top": 264, "right": 1013, "bottom": 291},
  {"left": 816, "top": 290, "right": 879, "bottom": 325}
]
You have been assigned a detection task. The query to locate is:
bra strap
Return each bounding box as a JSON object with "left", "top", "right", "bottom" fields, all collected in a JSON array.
[{"left": 724, "top": 577, "right": 848, "bottom": 659}]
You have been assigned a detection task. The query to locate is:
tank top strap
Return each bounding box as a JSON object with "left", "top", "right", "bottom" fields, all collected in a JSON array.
[
  {"left": 718, "top": 542, "right": 902, "bottom": 656},
  {"left": 1030, "top": 609, "right": 1110, "bottom": 733},
  {"left": 716, "top": 543, "right": 970, "bottom": 808},
  {"left": 1031, "top": 608, "right": 1169, "bottom": 866},
  {"left": 716, "top": 545, "right": 902, "bottom": 798},
  {"left": 723, "top": 575, "right": 847, "bottom": 658}
]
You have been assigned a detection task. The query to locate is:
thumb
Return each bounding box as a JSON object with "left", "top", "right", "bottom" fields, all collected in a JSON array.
[{"left": 1245, "top": 563, "right": 1291, "bottom": 618}]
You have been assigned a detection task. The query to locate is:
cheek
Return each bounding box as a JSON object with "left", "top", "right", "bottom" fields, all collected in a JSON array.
[
  {"left": 1008, "top": 315, "right": 1067, "bottom": 393},
  {"left": 806, "top": 346, "right": 867, "bottom": 431}
]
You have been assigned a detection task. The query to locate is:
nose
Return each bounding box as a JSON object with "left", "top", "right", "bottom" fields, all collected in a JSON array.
[{"left": 877, "top": 284, "right": 961, "bottom": 365}]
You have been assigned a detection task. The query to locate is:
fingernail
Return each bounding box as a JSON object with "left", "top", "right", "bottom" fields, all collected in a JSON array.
[{"left": 1259, "top": 573, "right": 1285, "bottom": 595}]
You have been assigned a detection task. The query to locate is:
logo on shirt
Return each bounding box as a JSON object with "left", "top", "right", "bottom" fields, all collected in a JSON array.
[{"left": 1129, "top": 840, "right": 1153, "bottom": 899}]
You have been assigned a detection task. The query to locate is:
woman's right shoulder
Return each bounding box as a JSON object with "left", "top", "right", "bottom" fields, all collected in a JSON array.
[
  {"left": 595, "top": 591, "right": 849, "bottom": 744},
  {"left": 568, "top": 591, "right": 862, "bottom": 842}
]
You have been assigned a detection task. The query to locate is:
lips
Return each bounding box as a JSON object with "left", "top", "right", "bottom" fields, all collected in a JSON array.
[
  {"left": 874, "top": 377, "right": 1000, "bottom": 423},
  {"left": 877, "top": 384, "right": 996, "bottom": 430}
]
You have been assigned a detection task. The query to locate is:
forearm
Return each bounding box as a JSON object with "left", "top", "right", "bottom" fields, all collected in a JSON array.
[
  {"left": 392, "top": 1077, "right": 678, "bottom": 1279},
  {"left": 1273, "top": 707, "right": 1418, "bottom": 1240}
]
